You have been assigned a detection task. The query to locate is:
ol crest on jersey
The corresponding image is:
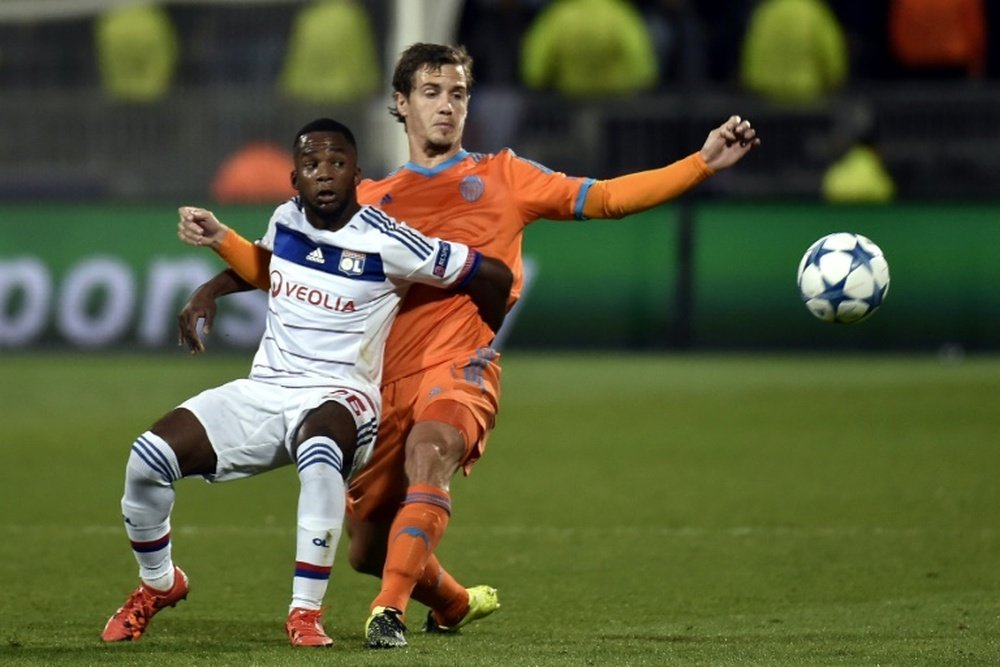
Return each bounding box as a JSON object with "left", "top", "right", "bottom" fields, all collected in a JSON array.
[
  {"left": 339, "top": 249, "right": 366, "bottom": 276},
  {"left": 249, "top": 200, "right": 477, "bottom": 391}
]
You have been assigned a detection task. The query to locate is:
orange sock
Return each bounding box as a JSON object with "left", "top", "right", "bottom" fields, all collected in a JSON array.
[
  {"left": 412, "top": 555, "right": 470, "bottom": 626},
  {"left": 372, "top": 484, "right": 451, "bottom": 615}
]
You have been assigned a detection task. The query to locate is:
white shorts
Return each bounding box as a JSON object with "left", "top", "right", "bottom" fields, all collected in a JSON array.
[{"left": 178, "top": 378, "right": 379, "bottom": 483}]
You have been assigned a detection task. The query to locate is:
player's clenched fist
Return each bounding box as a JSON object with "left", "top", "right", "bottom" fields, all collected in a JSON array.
[
  {"left": 177, "top": 206, "right": 229, "bottom": 248},
  {"left": 699, "top": 115, "right": 761, "bottom": 172}
]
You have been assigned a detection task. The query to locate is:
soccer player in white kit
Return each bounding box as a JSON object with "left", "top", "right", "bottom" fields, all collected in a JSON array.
[{"left": 100, "top": 118, "right": 513, "bottom": 647}]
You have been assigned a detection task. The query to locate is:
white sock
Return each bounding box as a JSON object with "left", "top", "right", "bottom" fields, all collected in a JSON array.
[
  {"left": 122, "top": 431, "right": 181, "bottom": 590},
  {"left": 291, "top": 436, "right": 345, "bottom": 611}
]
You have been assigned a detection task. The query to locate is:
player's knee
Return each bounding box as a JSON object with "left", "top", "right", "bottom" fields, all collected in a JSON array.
[
  {"left": 295, "top": 435, "right": 349, "bottom": 480},
  {"left": 296, "top": 403, "right": 360, "bottom": 476},
  {"left": 126, "top": 432, "right": 182, "bottom": 488},
  {"left": 404, "top": 422, "right": 466, "bottom": 483}
]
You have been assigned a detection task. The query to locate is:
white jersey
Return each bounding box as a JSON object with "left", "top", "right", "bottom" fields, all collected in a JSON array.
[{"left": 249, "top": 199, "right": 479, "bottom": 390}]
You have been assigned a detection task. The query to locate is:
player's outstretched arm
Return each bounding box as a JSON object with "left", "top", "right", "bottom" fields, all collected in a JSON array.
[
  {"left": 699, "top": 115, "right": 760, "bottom": 172},
  {"left": 177, "top": 269, "right": 255, "bottom": 354},
  {"left": 582, "top": 116, "right": 761, "bottom": 219},
  {"left": 460, "top": 256, "right": 514, "bottom": 334}
]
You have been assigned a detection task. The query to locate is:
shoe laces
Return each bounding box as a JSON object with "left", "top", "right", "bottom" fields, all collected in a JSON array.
[
  {"left": 380, "top": 607, "right": 406, "bottom": 631},
  {"left": 120, "top": 587, "right": 157, "bottom": 632},
  {"left": 289, "top": 608, "right": 326, "bottom": 635}
]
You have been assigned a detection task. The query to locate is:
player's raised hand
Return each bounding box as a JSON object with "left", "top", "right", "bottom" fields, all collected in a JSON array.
[
  {"left": 178, "top": 206, "right": 229, "bottom": 248},
  {"left": 699, "top": 115, "right": 760, "bottom": 172}
]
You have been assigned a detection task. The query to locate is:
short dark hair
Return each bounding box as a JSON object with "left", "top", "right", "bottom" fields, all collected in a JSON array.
[
  {"left": 292, "top": 118, "right": 357, "bottom": 152},
  {"left": 389, "top": 43, "right": 474, "bottom": 124}
]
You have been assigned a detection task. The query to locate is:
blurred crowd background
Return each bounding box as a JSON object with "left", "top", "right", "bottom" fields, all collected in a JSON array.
[{"left": 2, "top": 0, "right": 999, "bottom": 204}]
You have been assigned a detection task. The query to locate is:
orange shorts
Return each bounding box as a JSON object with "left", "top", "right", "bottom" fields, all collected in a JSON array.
[{"left": 347, "top": 347, "right": 501, "bottom": 522}]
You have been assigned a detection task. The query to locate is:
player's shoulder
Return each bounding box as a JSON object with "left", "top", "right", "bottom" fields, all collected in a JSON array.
[
  {"left": 272, "top": 196, "right": 304, "bottom": 217},
  {"left": 465, "top": 147, "right": 518, "bottom": 165},
  {"left": 269, "top": 196, "right": 306, "bottom": 226},
  {"left": 359, "top": 176, "right": 387, "bottom": 194},
  {"left": 354, "top": 205, "right": 436, "bottom": 254},
  {"left": 485, "top": 147, "right": 559, "bottom": 176},
  {"left": 354, "top": 204, "right": 407, "bottom": 235}
]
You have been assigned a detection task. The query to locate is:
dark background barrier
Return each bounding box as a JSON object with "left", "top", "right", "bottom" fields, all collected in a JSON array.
[{"left": 3, "top": 202, "right": 996, "bottom": 352}]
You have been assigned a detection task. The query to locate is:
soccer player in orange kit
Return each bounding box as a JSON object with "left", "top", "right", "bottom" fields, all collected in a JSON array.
[{"left": 178, "top": 43, "right": 759, "bottom": 648}]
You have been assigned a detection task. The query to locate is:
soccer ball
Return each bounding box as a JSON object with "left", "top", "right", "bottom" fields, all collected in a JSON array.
[{"left": 796, "top": 232, "right": 890, "bottom": 323}]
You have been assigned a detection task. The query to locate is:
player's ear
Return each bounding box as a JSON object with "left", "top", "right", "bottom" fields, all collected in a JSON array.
[
  {"left": 394, "top": 91, "right": 408, "bottom": 119},
  {"left": 353, "top": 166, "right": 362, "bottom": 185},
  {"left": 290, "top": 170, "right": 298, "bottom": 190}
]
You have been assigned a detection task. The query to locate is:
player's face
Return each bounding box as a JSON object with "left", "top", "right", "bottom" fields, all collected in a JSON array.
[
  {"left": 292, "top": 131, "right": 361, "bottom": 225},
  {"left": 396, "top": 64, "right": 469, "bottom": 153}
]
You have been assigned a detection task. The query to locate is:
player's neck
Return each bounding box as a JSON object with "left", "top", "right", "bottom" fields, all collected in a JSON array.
[
  {"left": 408, "top": 137, "right": 463, "bottom": 170},
  {"left": 306, "top": 201, "right": 361, "bottom": 232}
]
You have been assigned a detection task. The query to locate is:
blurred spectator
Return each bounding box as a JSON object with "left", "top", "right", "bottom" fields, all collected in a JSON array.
[
  {"left": 212, "top": 142, "right": 295, "bottom": 204},
  {"left": 888, "top": 0, "right": 986, "bottom": 79},
  {"left": 740, "top": 0, "right": 848, "bottom": 103},
  {"left": 822, "top": 143, "right": 895, "bottom": 203},
  {"left": 280, "top": 0, "right": 379, "bottom": 103},
  {"left": 520, "top": 0, "right": 659, "bottom": 97},
  {"left": 94, "top": 4, "right": 178, "bottom": 102},
  {"left": 822, "top": 107, "right": 894, "bottom": 203}
]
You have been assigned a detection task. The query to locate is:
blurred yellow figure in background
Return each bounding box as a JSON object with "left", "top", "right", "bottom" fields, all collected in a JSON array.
[
  {"left": 520, "top": 0, "right": 659, "bottom": 97},
  {"left": 280, "top": 0, "right": 379, "bottom": 103},
  {"left": 822, "top": 145, "right": 895, "bottom": 203},
  {"left": 740, "top": 0, "right": 847, "bottom": 103},
  {"left": 822, "top": 108, "right": 895, "bottom": 203},
  {"left": 95, "top": 4, "right": 178, "bottom": 102}
]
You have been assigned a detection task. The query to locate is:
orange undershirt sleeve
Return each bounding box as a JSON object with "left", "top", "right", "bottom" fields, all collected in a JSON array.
[
  {"left": 582, "top": 152, "right": 715, "bottom": 219},
  {"left": 215, "top": 228, "right": 271, "bottom": 291}
]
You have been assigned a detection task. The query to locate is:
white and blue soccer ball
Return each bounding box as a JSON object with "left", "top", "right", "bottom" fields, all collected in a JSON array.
[{"left": 796, "top": 232, "right": 890, "bottom": 324}]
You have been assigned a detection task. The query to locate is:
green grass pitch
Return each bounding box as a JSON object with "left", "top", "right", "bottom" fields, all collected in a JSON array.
[{"left": 1, "top": 352, "right": 998, "bottom": 666}]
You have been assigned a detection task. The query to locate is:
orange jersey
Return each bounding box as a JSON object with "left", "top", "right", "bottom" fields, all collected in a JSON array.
[{"left": 357, "top": 149, "right": 591, "bottom": 383}]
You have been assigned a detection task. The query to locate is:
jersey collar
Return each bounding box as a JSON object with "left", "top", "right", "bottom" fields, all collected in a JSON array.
[{"left": 403, "top": 149, "right": 469, "bottom": 177}]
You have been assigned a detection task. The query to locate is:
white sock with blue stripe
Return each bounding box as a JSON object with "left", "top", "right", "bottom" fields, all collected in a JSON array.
[
  {"left": 292, "top": 436, "right": 345, "bottom": 611},
  {"left": 122, "top": 431, "right": 181, "bottom": 591}
]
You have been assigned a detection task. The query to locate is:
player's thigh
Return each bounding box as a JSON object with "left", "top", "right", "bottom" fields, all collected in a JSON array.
[
  {"left": 404, "top": 419, "right": 467, "bottom": 485},
  {"left": 413, "top": 347, "right": 502, "bottom": 472},
  {"left": 178, "top": 379, "right": 294, "bottom": 482},
  {"left": 149, "top": 407, "right": 215, "bottom": 477}
]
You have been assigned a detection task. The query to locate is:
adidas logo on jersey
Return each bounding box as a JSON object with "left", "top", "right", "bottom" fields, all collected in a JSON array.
[{"left": 306, "top": 247, "right": 325, "bottom": 264}]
